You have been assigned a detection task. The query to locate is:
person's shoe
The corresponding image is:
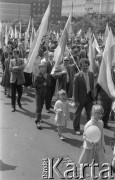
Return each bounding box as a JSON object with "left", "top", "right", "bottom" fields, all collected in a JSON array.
[
  {"left": 104, "top": 124, "right": 110, "bottom": 129},
  {"left": 7, "top": 94, "right": 11, "bottom": 98},
  {"left": 111, "top": 116, "right": 115, "bottom": 121},
  {"left": 18, "top": 102, "right": 22, "bottom": 109},
  {"left": 35, "top": 120, "right": 38, "bottom": 124},
  {"left": 40, "top": 119, "right": 43, "bottom": 123},
  {"left": 47, "top": 109, "right": 51, "bottom": 113},
  {"left": 50, "top": 105, "right": 54, "bottom": 109},
  {"left": 36, "top": 123, "right": 42, "bottom": 130},
  {"left": 75, "top": 131, "right": 82, "bottom": 135},
  {"left": 60, "top": 136, "right": 65, "bottom": 141},
  {"left": 12, "top": 107, "right": 16, "bottom": 112}
]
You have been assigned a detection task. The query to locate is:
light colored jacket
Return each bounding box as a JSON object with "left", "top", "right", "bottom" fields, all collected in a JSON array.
[{"left": 9, "top": 58, "right": 25, "bottom": 85}]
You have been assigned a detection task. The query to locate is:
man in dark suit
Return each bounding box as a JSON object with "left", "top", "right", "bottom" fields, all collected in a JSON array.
[
  {"left": 73, "top": 58, "right": 95, "bottom": 135},
  {"left": 9, "top": 49, "right": 25, "bottom": 112}
]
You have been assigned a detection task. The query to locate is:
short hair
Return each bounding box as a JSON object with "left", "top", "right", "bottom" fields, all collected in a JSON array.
[
  {"left": 80, "top": 58, "right": 90, "bottom": 67},
  {"left": 58, "top": 89, "right": 67, "bottom": 96},
  {"left": 25, "top": 49, "right": 30, "bottom": 54},
  {"left": 13, "top": 49, "right": 19, "bottom": 55},
  {"left": 48, "top": 52, "right": 54, "bottom": 57},
  {"left": 38, "top": 62, "right": 46, "bottom": 68},
  {"left": 91, "top": 104, "right": 104, "bottom": 116},
  {"left": 9, "top": 52, "right": 13, "bottom": 55},
  {"left": 63, "top": 56, "right": 69, "bottom": 62}
]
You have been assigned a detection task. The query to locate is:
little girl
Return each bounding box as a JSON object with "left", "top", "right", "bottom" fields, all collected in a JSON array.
[
  {"left": 54, "top": 89, "right": 75, "bottom": 140},
  {"left": 78, "top": 104, "right": 106, "bottom": 178}
]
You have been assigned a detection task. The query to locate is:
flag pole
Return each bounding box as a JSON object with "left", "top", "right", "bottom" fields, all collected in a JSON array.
[
  {"left": 72, "top": 0, "right": 73, "bottom": 18},
  {"left": 71, "top": 0, "right": 74, "bottom": 45},
  {"left": 46, "top": 0, "right": 51, "bottom": 60}
]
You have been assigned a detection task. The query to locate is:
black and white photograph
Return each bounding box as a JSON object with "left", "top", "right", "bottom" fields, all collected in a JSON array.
[{"left": 0, "top": 0, "right": 115, "bottom": 179}]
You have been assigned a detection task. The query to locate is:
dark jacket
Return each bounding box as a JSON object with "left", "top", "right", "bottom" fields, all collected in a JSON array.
[
  {"left": 34, "top": 73, "right": 51, "bottom": 94},
  {"left": 73, "top": 71, "right": 94, "bottom": 104}
]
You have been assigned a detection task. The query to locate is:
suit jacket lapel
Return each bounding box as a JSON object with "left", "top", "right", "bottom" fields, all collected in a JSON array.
[
  {"left": 80, "top": 71, "right": 86, "bottom": 87},
  {"left": 88, "top": 72, "right": 92, "bottom": 89}
]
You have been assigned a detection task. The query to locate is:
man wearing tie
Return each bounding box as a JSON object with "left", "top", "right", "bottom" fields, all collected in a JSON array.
[
  {"left": 9, "top": 49, "right": 25, "bottom": 112},
  {"left": 73, "top": 58, "right": 95, "bottom": 135}
]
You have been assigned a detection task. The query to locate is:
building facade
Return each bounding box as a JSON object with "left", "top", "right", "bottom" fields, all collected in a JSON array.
[
  {"left": 61, "top": 0, "right": 86, "bottom": 17},
  {"left": 0, "top": 0, "right": 62, "bottom": 23},
  {"left": 0, "top": 0, "right": 115, "bottom": 22},
  {"left": 31, "top": 0, "right": 62, "bottom": 24},
  {"left": 61, "top": 0, "right": 115, "bottom": 17},
  {"left": 0, "top": 0, "right": 31, "bottom": 21}
]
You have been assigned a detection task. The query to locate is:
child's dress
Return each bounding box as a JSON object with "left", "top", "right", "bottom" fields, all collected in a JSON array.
[
  {"left": 78, "top": 118, "right": 106, "bottom": 166},
  {"left": 54, "top": 100, "right": 74, "bottom": 127}
]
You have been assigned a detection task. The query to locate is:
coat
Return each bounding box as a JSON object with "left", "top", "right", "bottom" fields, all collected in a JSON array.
[
  {"left": 9, "top": 58, "right": 25, "bottom": 85},
  {"left": 73, "top": 71, "right": 95, "bottom": 104}
]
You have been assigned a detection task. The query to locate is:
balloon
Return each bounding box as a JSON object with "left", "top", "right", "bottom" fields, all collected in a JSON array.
[
  {"left": 112, "top": 101, "right": 115, "bottom": 113},
  {"left": 85, "top": 125, "right": 101, "bottom": 143}
]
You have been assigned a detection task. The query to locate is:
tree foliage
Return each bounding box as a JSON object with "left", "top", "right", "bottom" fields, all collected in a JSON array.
[{"left": 72, "top": 14, "right": 115, "bottom": 35}]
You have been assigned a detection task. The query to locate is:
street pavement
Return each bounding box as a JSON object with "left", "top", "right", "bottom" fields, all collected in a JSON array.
[{"left": 0, "top": 67, "right": 115, "bottom": 180}]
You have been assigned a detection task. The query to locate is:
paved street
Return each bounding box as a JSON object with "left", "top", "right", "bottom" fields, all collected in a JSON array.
[{"left": 0, "top": 67, "right": 115, "bottom": 180}]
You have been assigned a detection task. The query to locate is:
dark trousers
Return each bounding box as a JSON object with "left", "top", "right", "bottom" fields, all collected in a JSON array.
[
  {"left": 45, "top": 87, "right": 51, "bottom": 110},
  {"left": 73, "top": 93, "right": 93, "bottom": 131},
  {"left": 36, "top": 90, "right": 47, "bottom": 123},
  {"left": 101, "top": 99, "right": 112, "bottom": 126},
  {"left": 50, "top": 76, "right": 56, "bottom": 100},
  {"left": 11, "top": 81, "right": 22, "bottom": 108},
  {"left": 111, "top": 110, "right": 115, "bottom": 121},
  {"left": 45, "top": 76, "right": 56, "bottom": 109},
  {"left": 66, "top": 82, "right": 69, "bottom": 96}
]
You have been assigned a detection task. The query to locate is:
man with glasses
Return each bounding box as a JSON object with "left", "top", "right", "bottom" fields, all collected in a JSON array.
[{"left": 9, "top": 49, "right": 25, "bottom": 112}]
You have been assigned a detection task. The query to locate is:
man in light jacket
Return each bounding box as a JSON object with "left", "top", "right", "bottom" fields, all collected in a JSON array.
[{"left": 9, "top": 49, "right": 25, "bottom": 112}]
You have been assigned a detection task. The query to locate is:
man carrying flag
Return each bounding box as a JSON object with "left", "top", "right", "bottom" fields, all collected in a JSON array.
[{"left": 96, "top": 29, "right": 115, "bottom": 129}]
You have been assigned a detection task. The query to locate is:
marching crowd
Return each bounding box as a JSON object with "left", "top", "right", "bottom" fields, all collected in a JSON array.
[{"left": 0, "top": 31, "right": 115, "bottom": 175}]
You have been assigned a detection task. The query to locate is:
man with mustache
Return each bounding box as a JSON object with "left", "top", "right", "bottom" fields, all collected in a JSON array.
[{"left": 73, "top": 58, "right": 95, "bottom": 135}]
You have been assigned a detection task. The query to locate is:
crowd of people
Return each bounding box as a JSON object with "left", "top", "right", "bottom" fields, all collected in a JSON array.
[
  {"left": 1, "top": 31, "right": 115, "bottom": 128},
  {"left": 0, "top": 29, "right": 115, "bottom": 175}
]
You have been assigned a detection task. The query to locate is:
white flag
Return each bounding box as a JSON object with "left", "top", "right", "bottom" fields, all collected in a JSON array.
[
  {"left": 25, "top": 0, "right": 51, "bottom": 73},
  {"left": 98, "top": 29, "right": 115, "bottom": 98}
]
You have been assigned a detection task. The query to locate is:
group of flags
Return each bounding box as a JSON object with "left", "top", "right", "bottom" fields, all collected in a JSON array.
[
  {"left": 98, "top": 28, "right": 115, "bottom": 98},
  {"left": 88, "top": 23, "right": 115, "bottom": 98}
]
